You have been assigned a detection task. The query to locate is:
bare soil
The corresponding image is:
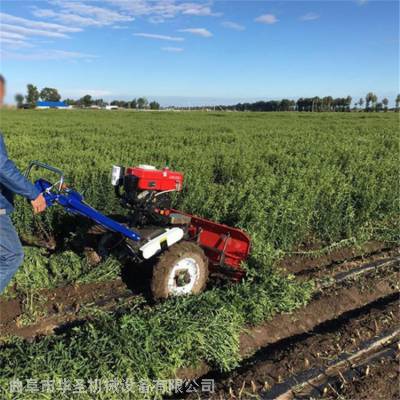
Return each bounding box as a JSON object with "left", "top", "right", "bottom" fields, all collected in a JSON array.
[
  {"left": 186, "top": 296, "right": 399, "bottom": 399},
  {"left": 278, "top": 241, "right": 388, "bottom": 274},
  {"left": 1, "top": 242, "right": 398, "bottom": 400},
  {"left": 176, "top": 259, "right": 399, "bottom": 381},
  {"left": 295, "top": 248, "right": 399, "bottom": 281},
  {"left": 325, "top": 350, "right": 399, "bottom": 400},
  {"left": 0, "top": 256, "right": 154, "bottom": 340},
  {"left": 0, "top": 241, "right": 389, "bottom": 319},
  {"left": 0, "top": 279, "right": 126, "bottom": 323},
  {"left": 0, "top": 279, "right": 134, "bottom": 340},
  {"left": 0, "top": 243, "right": 397, "bottom": 352}
]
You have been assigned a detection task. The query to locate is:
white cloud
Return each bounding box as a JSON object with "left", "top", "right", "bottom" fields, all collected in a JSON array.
[
  {"left": 34, "top": 12, "right": 103, "bottom": 28},
  {"left": 1, "top": 49, "right": 97, "bottom": 61},
  {"left": 134, "top": 33, "right": 184, "bottom": 41},
  {"left": 179, "top": 28, "right": 212, "bottom": 37},
  {"left": 255, "top": 14, "right": 278, "bottom": 25},
  {"left": 0, "top": 13, "right": 78, "bottom": 52},
  {"left": 221, "top": 21, "right": 245, "bottom": 31},
  {"left": 33, "top": 1, "right": 134, "bottom": 27},
  {"left": 32, "top": 9, "right": 58, "bottom": 18},
  {"left": 106, "top": 1, "right": 220, "bottom": 22},
  {"left": 56, "top": 1, "right": 132, "bottom": 20},
  {"left": 0, "top": 37, "right": 33, "bottom": 49},
  {"left": 0, "top": 31, "right": 26, "bottom": 40},
  {"left": 182, "top": 4, "right": 221, "bottom": 17},
  {"left": 1, "top": 1, "right": 218, "bottom": 61},
  {"left": 106, "top": 0, "right": 153, "bottom": 17},
  {"left": 357, "top": 0, "right": 368, "bottom": 5},
  {"left": 162, "top": 46, "right": 184, "bottom": 52},
  {"left": 0, "top": 12, "right": 82, "bottom": 32},
  {"left": 299, "top": 12, "right": 320, "bottom": 21},
  {"left": 26, "top": 1, "right": 219, "bottom": 31},
  {"left": 2, "top": 24, "right": 70, "bottom": 39}
]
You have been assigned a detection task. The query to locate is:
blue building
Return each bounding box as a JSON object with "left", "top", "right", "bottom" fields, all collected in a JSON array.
[{"left": 36, "top": 101, "right": 69, "bottom": 109}]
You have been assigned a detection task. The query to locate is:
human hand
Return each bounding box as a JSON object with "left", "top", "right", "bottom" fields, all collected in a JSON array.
[{"left": 31, "top": 193, "right": 47, "bottom": 214}]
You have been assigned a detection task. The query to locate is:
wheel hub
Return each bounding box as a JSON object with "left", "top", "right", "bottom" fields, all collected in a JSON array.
[{"left": 167, "top": 257, "right": 199, "bottom": 295}]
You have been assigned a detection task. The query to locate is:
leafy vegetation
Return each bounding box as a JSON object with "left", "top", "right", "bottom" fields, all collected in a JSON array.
[
  {"left": 0, "top": 109, "right": 397, "bottom": 399},
  {"left": 0, "top": 267, "right": 312, "bottom": 399},
  {"left": 2, "top": 110, "right": 397, "bottom": 250},
  {"left": 1, "top": 247, "right": 120, "bottom": 300}
]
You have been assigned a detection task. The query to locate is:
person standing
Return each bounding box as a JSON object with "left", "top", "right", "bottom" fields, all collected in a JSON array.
[{"left": 0, "top": 75, "right": 47, "bottom": 294}]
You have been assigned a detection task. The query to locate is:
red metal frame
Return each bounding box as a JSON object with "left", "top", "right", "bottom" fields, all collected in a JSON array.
[{"left": 171, "top": 209, "right": 251, "bottom": 280}]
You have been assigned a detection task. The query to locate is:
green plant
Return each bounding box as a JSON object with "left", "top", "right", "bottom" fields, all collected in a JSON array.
[{"left": 0, "top": 109, "right": 397, "bottom": 399}]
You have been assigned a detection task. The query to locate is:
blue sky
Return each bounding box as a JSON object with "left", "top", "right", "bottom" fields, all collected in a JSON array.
[{"left": 0, "top": 0, "right": 398, "bottom": 106}]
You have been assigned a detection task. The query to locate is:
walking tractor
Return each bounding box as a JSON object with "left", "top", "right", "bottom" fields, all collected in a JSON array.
[{"left": 26, "top": 161, "right": 251, "bottom": 299}]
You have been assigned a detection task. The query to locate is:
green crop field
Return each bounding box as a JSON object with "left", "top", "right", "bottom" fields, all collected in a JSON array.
[{"left": 0, "top": 109, "right": 398, "bottom": 399}]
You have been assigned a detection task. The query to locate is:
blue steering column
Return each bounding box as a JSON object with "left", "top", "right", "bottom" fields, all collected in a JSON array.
[{"left": 34, "top": 178, "right": 141, "bottom": 242}]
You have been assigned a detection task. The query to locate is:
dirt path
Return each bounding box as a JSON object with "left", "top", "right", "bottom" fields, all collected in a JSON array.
[
  {"left": 0, "top": 279, "right": 136, "bottom": 340},
  {"left": 0, "top": 244, "right": 397, "bottom": 343},
  {"left": 177, "top": 257, "right": 399, "bottom": 381},
  {"left": 0, "top": 279, "right": 128, "bottom": 324},
  {"left": 325, "top": 346, "right": 398, "bottom": 400},
  {"left": 294, "top": 248, "right": 399, "bottom": 282},
  {"left": 1, "top": 244, "right": 398, "bottom": 400},
  {"left": 278, "top": 241, "right": 388, "bottom": 274},
  {"left": 187, "top": 296, "right": 399, "bottom": 399}
]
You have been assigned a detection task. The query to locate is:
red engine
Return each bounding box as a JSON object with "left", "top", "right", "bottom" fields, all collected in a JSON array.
[
  {"left": 125, "top": 165, "right": 183, "bottom": 191},
  {"left": 111, "top": 164, "right": 184, "bottom": 225}
]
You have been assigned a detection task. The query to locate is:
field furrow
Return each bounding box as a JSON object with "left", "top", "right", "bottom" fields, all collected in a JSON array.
[
  {"left": 191, "top": 295, "right": 399, "bottom": 399},
  {"left": 1, "top": 246, "right": 397, "bottom": 343},
  {"left": 175, "top": 254, "right": 399, "bottom": 381}
]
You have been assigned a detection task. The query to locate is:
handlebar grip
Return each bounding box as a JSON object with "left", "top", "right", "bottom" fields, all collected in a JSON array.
[
  {"left": 34, "top": 179, "right": 56, "bottom": 207},
  {"left": 26, "top": 161, "right": 65, "bottom": 191}
]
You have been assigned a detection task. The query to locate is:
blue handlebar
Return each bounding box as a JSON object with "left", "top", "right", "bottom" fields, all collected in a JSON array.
[{"left": 35, "top": 178, "right": 141, "bottom": 242}]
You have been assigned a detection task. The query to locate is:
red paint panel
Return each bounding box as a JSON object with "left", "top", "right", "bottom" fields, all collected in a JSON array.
[
  {"left": 126, "top": 166, "right": 184, "bottom": 191},
  {"left": 172, "top": 209, "right": 251, "bottom": 279}
]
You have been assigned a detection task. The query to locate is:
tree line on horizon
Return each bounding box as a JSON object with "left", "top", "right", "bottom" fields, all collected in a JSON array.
[
  {"left": 14, "top": 84, "right": 400, "bottom": 112},
  {"left": 206, "top": 93, "right": 399, "bottom": 112},
  {"left": 14, "top": 84, "right": 160, "bottom": 110}
]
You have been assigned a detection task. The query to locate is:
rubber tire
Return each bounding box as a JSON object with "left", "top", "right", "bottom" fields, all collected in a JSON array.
[{"left": 151, "top": 241, "right": 209, "bottom": 300}]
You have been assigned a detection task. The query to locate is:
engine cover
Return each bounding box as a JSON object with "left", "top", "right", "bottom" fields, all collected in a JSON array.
[{"left": 125, "top": 165, "right": 183, "bottom": 191}]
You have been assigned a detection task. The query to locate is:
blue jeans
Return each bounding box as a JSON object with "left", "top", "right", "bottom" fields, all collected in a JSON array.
[{"left": 0, "top": 214, "right": 24, "bottom": 294}]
